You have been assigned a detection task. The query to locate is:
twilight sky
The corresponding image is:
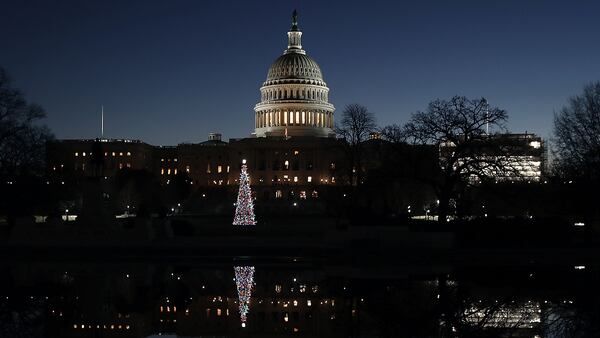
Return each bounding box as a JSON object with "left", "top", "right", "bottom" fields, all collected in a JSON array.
[{"left": 1, "top": 0, "right": 599, "bottom": 145}]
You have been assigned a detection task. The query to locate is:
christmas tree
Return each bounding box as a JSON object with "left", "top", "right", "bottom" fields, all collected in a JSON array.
[
  {"left": 233, "top": 160, "right": 256, "bottom": 226},
  {"left": 234, "top": 265, "right": 255, "bottom": 327}
]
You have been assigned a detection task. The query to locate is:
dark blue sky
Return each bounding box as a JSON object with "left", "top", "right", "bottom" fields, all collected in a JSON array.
[{"left": 1, "top": 0, "right": 599, "bottom": 145}]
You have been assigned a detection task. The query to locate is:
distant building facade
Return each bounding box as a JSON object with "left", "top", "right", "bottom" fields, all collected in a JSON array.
[{"left": 439, "top": 133, "right": 546, "bottom": 182}]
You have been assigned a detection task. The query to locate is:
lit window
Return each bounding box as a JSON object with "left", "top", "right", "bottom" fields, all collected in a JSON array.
[
  {"left": 300, "top": 191, "right": 306, "bottom": 199},
  {"left": 174, "top": 158, "right": 178, "bottom": 162},
  {"left": 206, "top": 164, "right": 211, "bottom": 173},
  {"left": 218, "top": 165, "right": 222, "bottom": 173},
  {"left": 174, "top": 168, "right": 178, "bottom": 175},
  {"left": 217, "top": 308, "right": 222, "bottom": 316},
  {"left": 312, "top": 191, "right": 318, "bottom": 198},
  {"left": 82, "top": 152, "right": 86, "bottom": 156},
  {"left": 294, "top": 176, "right": 298, "bottom": 182},
  {"left": 275, "top": 284, "right": 282, "bottom": 293},
  {"left": 119, "top": 152, "right": 123, "bottom": 156},
  {"left": 75, "top": 152, "right": 79, "bottom": 157},
  {"left": 307, "top": 300, "right": 312, "bottom": 306},
  {"left": 227, "top": 165, "right": 230, "bottom": 173},
  {"left": 161, "top": 158, "right": 164, "bottom": 162},
  {"left": 206, "top": 308, "right": 211, "bottom": 317},
  {"left": 112, "top": 152, "right": 115, "bottom": 156},
  {"left": 307, "top": 176, "right": 312, "bottom": 183},
  {"left": 284, "top": 160, "right": 289, "bottom": 170},
  {"left": 275, "top": 190, "right": 282, "bottom": 198},
  {"left": 186, "top": 165, "right": 190, "bottom": 173},
  {"left": 167, "top": 168, "right": 171, "bottom": 175},
  {"left": 127, "top": 152, "right": 131, "bottom": 156},
  {"left": 294, "top": 150, "right": 299, "bottom": 155},
  {"left": 161, "top": 168, "right": 164, "bottom": 175},
  {"left": 126, "top": 163, "right": 131, "bottom": 168},
  {"left": 119, "top": 163, "right": 123, "bottom": 169}
]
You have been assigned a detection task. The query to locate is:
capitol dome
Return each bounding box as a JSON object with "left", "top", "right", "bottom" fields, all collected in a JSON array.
[
  {"left": 254, "top": 11, "right": 335, "bottom": 138},
  {"left": 265, "top": 53, "right": 324, "bottom": 85}
]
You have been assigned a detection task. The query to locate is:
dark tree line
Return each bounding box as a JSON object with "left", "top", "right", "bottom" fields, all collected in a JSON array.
[
  {"left": 553, "top": 82, "right": 600, "bottom": 182},
  {"left": 0, "top": 67, "right": 53, "bottom": 179},
  {"left": 336, "top": 97, "right": 519, "bottom": 222}
]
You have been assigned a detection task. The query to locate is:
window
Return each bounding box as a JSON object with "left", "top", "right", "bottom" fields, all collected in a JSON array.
[
  {"left": 206, "top": 164, "right": 211, "bottom": 173},
  {"left": 127, "top": 152, "right": 131, "bottom": 156},
  {"left": 300, "top": 191, "right": 306, "bottom": 199},
  {"left": 126, "top": 163, "right": 131, "bottom": 168},
  {"left": 119, "top": 152, "right": 123, "bottom": 156},
  {"left": 217, "top": 308, "right": 222, "bottom": 316},
  {"left": 275, "top": 284, "right": 282, "bottom": 293},
  {"left": 272, "top": 160, "right": 280, "bottom": 171},
  {"left": 167, "top": 168, "right": 171, "bottom": 175},
  {"left": 284, "top": 160, "right": 289, "bottom": 170},
  {"left": 75, "top": 152, "right": 79, "bottom": 157},
  {"left": 112, "top": 152, "right": 115, "bottom": 156},
  {"left": 217, "top": 165, "right": 222, "bottom": 173},
  {"left": 312, "top": 191, "right": 319, "bottom": 198},
  {"left": 174, "top": 168, "right": 178, "bottom": 175},
  {"left": 307, "top": 176, "right": 312, "bottom": 183},
  {"left": 292, "top": 159, "right": 299, "bottom": 170},
  {"left": 82, "top": 152, "right": 86, "bottom": 156},
  {"left": 294, "top": 150, "right": 299, "bottom": 155},
  {"left": 227, "top": 165, "right": 230, "bottom": 173},
  {"left": 161, "top": 168, "right": 165, "bottom": 175},
  {"left": 186, "top": 165, "right": 190, "bottom": 173},
  {"left": 119, "top": 163, "right": 123, "bottom": 169},
  {"left": 275, "top": 190, "right": 282, "bottom": 198},
  {"left": 330, "top": 162, "right": 336, "bottom": 170},
  {"left": 294, "top": 176, "right": 298, "bottom": 183}
]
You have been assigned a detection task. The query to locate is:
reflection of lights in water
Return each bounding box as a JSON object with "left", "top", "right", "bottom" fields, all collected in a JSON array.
[{"left": 234, "top": 266, "right": 255, "bottom": 326}]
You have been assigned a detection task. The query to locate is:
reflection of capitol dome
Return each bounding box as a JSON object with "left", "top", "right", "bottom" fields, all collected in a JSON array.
[{"left": 254, "top": 11, "right": 335, "bottom": 138}]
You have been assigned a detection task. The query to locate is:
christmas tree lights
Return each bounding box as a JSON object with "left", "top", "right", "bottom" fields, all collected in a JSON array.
[
  {"left": 233, "top": 160, "right": 256, "bottom": 226},
  {"left": 234, "top": 266, "right": 255, "bottom": 326}
]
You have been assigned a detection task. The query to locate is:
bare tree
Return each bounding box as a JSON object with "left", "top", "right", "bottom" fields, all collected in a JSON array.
[
  {"left": 380, "top": 123, "right": 406, "bottom": 144},
  {"left": 553, "top": 82, "right": 600, "bottom": 181},
  {"left": 403, "top": 96, "right": 513, "bottom": 222},
  {"left": 335, "top": 103, "right": 377, "bottom": 185},
  {"left": 0, "top": 67, "right": 53, "bottom": 178}
]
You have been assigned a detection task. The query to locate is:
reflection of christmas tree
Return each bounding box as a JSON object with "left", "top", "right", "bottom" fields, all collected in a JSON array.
[
  {"left": 233, "top": 160, "right": 256, "bottom": 226},
  {"left": 234, "top": 266, "right": 255, "bottom": 327}
]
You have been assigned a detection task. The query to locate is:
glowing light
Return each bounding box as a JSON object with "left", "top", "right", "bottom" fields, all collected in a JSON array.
[
  {"left": 234, "top": 266, "right": 255, "bottom": 325},
  {"left": 574, "top": 265, "right": 586, "bottom": 270},
  {"left": 233, "top": 163, "right": 256, "bottom": 226}
]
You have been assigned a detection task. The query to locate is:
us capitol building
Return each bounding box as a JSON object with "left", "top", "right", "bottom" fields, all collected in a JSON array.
[
  {"left": 47, "top": 12, "right": 349, "bottom": 200},
  {"left": 254, "top": 11, "right": 335, "bottom": 138}
]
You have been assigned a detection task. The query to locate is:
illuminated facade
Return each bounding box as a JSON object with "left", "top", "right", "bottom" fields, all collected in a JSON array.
[
  {"left": 439, "top": 133, "right": 545, "bottom": 182},
  {"left": 254, "top": 10, "right": 335, "bottom": 138}
]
